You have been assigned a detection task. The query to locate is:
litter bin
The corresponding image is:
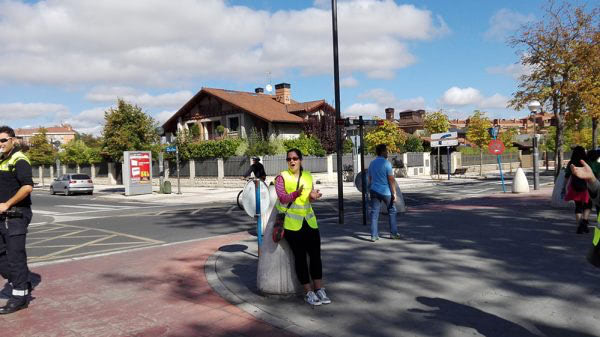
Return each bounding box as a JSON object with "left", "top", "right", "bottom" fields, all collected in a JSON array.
[{"left": 162, "top": 181, "right": 172, "bottom": 194}]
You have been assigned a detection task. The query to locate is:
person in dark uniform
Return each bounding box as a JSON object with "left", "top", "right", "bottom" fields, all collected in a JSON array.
[
  {"left": 0, "top": 125, "right": 34, "bottom": 314},
  {"left": 242, "top": 156, "right": 267, "bottom": 181}
]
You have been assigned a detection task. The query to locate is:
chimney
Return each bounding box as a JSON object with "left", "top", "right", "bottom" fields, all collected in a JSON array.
[
  {"left": 275, "top": 83, "right": 291, "bottom": 104},
  {"left": 255, "top": 87, "right": 264, "bottom": 94},
  {"left": 385, "top": 108, "right": 395, "bottom": 121}
]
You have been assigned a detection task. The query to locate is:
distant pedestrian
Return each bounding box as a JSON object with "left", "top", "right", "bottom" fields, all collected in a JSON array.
[
  {"left": 564, "top": 146, "right": 591, "bottom": 234},
  {"left": 0, "top": 125, "right": 34, "bottom": 314},
  {"left": 275, "top": 148, "right": 330, "bottom": 306},
  {"left": 368, "top": 144, "right": 401, "bottom": 241},
  {"left": 242, "top": 156, "right": 266, "bottom": 181}
]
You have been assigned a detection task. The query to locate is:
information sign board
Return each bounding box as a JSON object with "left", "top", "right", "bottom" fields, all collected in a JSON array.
[
  {"left": 431, "top": 139, "right": 459, "bottom": 147},
  {"left": 166, "top": 146, "right": 177, "bottom": 153},
  {"left": 431, "top": 131, "right": 458, "bottom": 141},
  {"left": 123, "top": 151, "right": 153, "bottom": 196}
]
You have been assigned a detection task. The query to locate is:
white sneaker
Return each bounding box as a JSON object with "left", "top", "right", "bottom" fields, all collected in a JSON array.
[
  {"left": 315, "top": 288, "right": 331, "bottom": 304},
  {"left": 305, "top": 291, "right": 322, "bottom": 306}
]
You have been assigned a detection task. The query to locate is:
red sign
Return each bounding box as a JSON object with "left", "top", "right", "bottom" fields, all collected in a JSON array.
[
  {"left": 488, "top": 139, "right": 505, "bottom": 155},
  {"left": 130, "top": 152, "right": 151, "bottom": 184}
]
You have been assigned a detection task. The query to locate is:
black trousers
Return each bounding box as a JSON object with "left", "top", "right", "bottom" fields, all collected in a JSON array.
[
  {"left": 0, "top": 210, "right": 31, "bottom": 296},
  {"left": 285, "top": 219, "right": 322, "bottom": 285}
]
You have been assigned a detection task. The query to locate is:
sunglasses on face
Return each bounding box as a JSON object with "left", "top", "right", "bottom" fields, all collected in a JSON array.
[
  {"left": 286, "top": 157, "right": 300, "bottom": 162},
  {"left": 0, "top": 138, "right": 12, "bottom": 143}
]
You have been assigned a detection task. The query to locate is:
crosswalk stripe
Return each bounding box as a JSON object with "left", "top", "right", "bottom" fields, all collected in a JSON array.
[
  {"left": 56, "top": 205, "right": 116, "bottom": 210},
  {"left": 76, "top": 203, "right": 139, "bottom": 209}
]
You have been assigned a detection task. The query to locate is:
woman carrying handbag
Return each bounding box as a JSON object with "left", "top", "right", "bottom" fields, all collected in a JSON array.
[
  {"left": 564, "top": 146, "right": 591, "bottom": 234},
  {"left": 274, "top": 148, "right": 330, "bottom": 306}
]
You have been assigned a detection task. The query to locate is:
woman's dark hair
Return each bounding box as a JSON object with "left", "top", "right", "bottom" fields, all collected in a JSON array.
[
  {"left": 286, "top": 148, "right": 303, "bottom": 160},
  {"left": 569, "top": 145, "right": 587, "bottom": 167}
]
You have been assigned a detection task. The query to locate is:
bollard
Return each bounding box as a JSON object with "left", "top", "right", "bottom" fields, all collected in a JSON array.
[
  {"left": 257, "top": 185, "right": 302, "bottom": 296},
  {"left": 511, "top": 168, "right": 530, "bottom": 193}
]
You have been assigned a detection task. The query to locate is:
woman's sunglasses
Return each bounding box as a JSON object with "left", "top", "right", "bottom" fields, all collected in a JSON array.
[
  {"left": 0, "top": 137, "right": 12, "bottom": 143},
  {"left": 286, "top": 157, "right": 300, "bottom": 162}
]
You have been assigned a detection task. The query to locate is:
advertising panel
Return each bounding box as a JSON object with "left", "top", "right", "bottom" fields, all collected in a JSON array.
[{"left": 129, "top": 152, "right": 151, "bottom": 184}]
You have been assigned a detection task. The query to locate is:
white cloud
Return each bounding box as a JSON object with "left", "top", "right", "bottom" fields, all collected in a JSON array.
[
  {"left": 440, "top": 86, "right": 510, "bottom": 110},
  {"left": 64, "top": 107, "right": 107, "bottom": 136},
  {"left": 479, "top": 93, "right": 509, "bottom": 109},
  {"left": 344, "top": 103, "right": 380, "bottom": 118},
  {"left": 346, "top": 88, "right": 425, "bottom": 118},
  {"left": 440, "top": 87, "right": 483, "bottom": 106},
  {"left": 154, "top": 110, "right": 176, "bottom": 124},
  {"left": 0, "top": 102, "right": 69, "bottom": 121},
  {"left": 484, "top": 9, "right": 534, "bottom": 41},
  {"left": 486, "top": 63, "right": 532, "bottom": 80},
  {"left": 0, "top": 0, "right": 449, "bottom": 86},
  {"left": 340, "top": 76, "right": 359, "bottom": 88},
  {"left": 85, "top": 87, "right": 193, "bottom": 109}
]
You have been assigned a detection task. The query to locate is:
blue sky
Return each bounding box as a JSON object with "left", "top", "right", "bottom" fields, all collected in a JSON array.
[{"left": 0, "top": 0, "right": 565, "bottom": 135}]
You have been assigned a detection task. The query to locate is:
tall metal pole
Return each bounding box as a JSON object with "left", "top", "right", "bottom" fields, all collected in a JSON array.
[
  {"left": 446, "top": 146, "right": 450, "bottom": 180},
  {"left": 331, "top": 0, "right": 344, "bottom": 224},
  {"left": 533, "top": 122, "right": 539, "bottom": 190},
  {"left": 176, "top": 145, "right": 181, "bottom": 194},
  {"left": 359, "top": 117, "right": 367, "bottom": 226}
]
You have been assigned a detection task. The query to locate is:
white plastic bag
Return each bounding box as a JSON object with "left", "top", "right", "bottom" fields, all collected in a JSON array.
[{"left": 551, "top": 167, "right": 572, "bottom": 208}]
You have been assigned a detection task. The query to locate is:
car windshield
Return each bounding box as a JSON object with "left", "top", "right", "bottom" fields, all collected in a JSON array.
[{"left": 71, "top": 174, "right": 90, "bottom": 180}]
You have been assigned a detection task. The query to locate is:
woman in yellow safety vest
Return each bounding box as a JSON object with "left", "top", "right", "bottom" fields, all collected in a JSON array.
[{"left": 275, "top": 148, "right": 331, "bottom": 306}]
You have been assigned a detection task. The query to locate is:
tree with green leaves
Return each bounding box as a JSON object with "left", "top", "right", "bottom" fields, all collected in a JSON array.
[
  {"left": 364, "top": 120, "right": 408, "bottom": 154},
  {"left": 403, "top": 135, "right": 424, "bottom": 152},
  {"left": 466, "top": 110, "right": 492, "bottom": 176},
  {"left": 101, "top": 99, "right": 159, "bottom": 162},
  {"left": 508, "top": 1, "right": 598, "bottom": 178},
  {"left": 499, "top": 127, "right": 518, "bottom": 150},
  {"left": 26, "top": 129, "right": 56, "bottom": 166},
  {"left": 423, "top": 110, "right": 450, "bottom": 135}
]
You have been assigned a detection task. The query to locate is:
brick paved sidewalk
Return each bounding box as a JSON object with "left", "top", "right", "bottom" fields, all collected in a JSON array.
[{"left": 2, "top": 233, "right": 295, "bottom": 337}]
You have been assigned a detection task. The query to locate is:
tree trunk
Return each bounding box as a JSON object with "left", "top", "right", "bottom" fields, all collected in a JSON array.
[
  {"left": 479, "top": 148, "right": 483, "bottom": 176},
  {"left": 554, "top": 94, "right": 564, "bottom": 181},
  {"left": 593, "top": 118, "right": 598, "bottom": 150}
]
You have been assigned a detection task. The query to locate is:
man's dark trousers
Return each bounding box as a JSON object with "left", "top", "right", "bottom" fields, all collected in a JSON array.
[{"left": 0, "top": 208, "right": 32, "bottom": 296}]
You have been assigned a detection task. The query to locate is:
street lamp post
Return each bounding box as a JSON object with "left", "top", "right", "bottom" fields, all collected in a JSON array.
[{"left": 528, "top": 101, "right": 541, "bottom": 190}]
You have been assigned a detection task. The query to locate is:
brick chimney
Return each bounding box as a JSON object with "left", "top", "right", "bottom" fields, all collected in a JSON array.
[
  {"left": 385, "top": 108, "right": 395, "bottom": 121},
  {"left": 255, "top": 87, "right": 264, "bottom": 94},
  {"left": 275, "top": 83, "right": 291, "bottom": 104}
]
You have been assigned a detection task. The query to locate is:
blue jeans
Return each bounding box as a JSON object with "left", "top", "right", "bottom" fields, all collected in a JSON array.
[{"left": 369, "top": 190, "right": 397, "bottom": 238}]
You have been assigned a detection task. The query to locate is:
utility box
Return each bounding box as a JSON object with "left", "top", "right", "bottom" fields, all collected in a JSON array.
[{"left": 123, "top": 151, "right": 153, "bottom": 196}]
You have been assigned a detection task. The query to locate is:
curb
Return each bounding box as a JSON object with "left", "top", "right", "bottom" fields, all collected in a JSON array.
[{"left": 205, "top": 243, "right": 331, "bottom": 337}]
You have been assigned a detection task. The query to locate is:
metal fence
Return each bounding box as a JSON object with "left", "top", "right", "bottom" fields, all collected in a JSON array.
[
  {"left": 460, "top": 152, "right": 520, "bottom": 166},
  {"left": 195, "top": 159, "right": 219, "bottom": 177},
  {"left": 406, "top": 152, "right": 424, "bottom": 167},
  {"left": 168, "top": 161, "right": 190, "bottom": 177},
  {"left": 224, "top": 156, "right": 249, "bottom": 176}
]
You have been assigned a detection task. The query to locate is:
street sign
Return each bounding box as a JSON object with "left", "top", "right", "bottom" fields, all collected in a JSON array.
[
  {"left": 431, "top": 139, "right": 459, "bottom": 147},
  {"left": 166, "top": 146, "right": 177, "bottom": 153},
  {"left": 488, "top": 139, "right": 505, "bottom": 155},
  {"left": 349, "top": 118, "right": 382, "bottom": 126},
  {"left": 336, "top": 118, "right": 346, "bottom": 126},
  {"left": 431, "top": 131, "right": 458, "bottom": 141}
]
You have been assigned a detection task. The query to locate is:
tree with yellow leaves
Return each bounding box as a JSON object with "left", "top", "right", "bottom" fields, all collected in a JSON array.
[
  {"left": 466, "top": 110, "right": 492, "bottom": 176},
  {"left": 364, "top": 120, "right": 408, "bottom": 154}
]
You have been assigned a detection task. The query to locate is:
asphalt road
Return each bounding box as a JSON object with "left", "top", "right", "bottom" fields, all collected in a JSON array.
[{"left": 27, "top": 173, "right": 556, "bottom": 264}]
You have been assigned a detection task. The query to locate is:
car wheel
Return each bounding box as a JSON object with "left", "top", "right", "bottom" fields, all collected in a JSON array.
[
  {"left": 88, "top": 191, "right": 93, "bottom": 195},
  {"left": 50, "top": 187, "right": 55, "bottom": 195}
]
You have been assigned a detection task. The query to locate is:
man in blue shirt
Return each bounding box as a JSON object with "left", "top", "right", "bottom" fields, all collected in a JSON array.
[{"left": 367, "top": 144, "right": 400, "bottom": 241}]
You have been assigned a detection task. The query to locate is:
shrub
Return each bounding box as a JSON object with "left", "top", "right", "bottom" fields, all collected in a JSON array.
[{"left": 283, "top": 133, "right": 326, "bottom": 157}]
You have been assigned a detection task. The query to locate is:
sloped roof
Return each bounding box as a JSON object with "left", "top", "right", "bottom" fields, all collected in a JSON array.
[
  {"left": 15, "top": 125, "right": 76, "bottom": 136},
  {"left": 163, "top": 88, "right": 333, "bottom": 130}
]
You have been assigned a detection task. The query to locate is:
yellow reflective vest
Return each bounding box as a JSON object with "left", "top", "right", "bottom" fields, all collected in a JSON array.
[
  {"left": 0, "top": 150, "right": 30, "bottom": 172},
  {"left": 275, "top": 169, "right": 318, "bottom": 231}
]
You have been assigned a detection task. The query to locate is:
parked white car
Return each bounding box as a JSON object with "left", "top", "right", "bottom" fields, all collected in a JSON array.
[{"left": 50, "top": 174, "right": 94, "bottom": 196}]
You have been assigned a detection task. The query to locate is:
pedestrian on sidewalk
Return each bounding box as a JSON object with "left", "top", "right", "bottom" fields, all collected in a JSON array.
[
  {"left": 368, "top": 144, "right": 401, "bottom": 241},
  {"left": 0, "top": 126, "right": 34, "bottom": 314},
  {"left": 564, "top": 146, "right": 591, "bottom": 234},
  {"left": 275, "top": 148, "right": 330, "bottom": 306}
]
